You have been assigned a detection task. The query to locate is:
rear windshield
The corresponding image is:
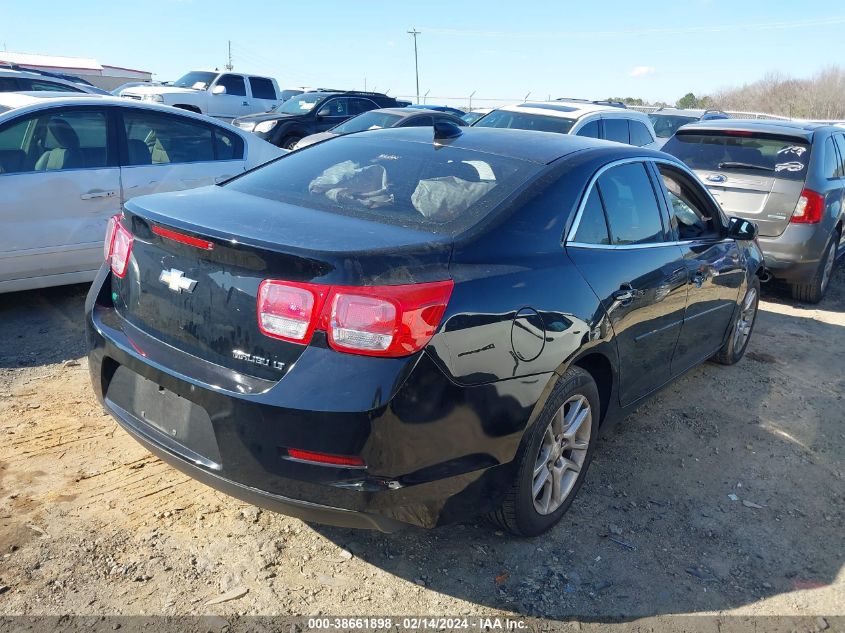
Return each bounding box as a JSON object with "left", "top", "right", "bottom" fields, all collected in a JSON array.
[
  {"left": 663, "top": 132, "right": 811, "bottom": 181},
  {"left": 331, "top": 111, "right": 402, "bottom": 134},
  {"left": 226, "top": 135, "right": 541, "bottom": 235},
  {"left": 648, "top": 114, "right": 698, "bottom": 138},
  {"left": 473, "top": 109, "right": 575, "bottom": 135}
]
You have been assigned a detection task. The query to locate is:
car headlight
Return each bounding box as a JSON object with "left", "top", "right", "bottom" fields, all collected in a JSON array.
[
  {"left": 255, "top": 120, "right": 278, "bottom": 134},
  {"left": 142, "top": 94, "right": 164, "bottom": 103},
  {"left": 236, "top": 121, "right": 256, "bottom": 132}
]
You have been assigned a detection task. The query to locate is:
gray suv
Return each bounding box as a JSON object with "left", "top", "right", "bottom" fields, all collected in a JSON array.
[{"left": 663, "top": 120, "right": 845, "bottom": 302}]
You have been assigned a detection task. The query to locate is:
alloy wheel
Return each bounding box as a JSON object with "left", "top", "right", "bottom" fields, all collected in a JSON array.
[
  {"left": 532, "top": 395, "right": 592, "bottom": 515},
  {"left": 732, "top": 286, "right": 758, "bottom": 351}
]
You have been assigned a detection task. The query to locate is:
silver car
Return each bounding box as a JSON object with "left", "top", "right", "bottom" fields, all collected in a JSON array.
[
  {"left": 0, "top": 92, "right": 284, "bottom": 293},
  {"left": 662, "top": 120, "right": 845, "bottom": 303}
]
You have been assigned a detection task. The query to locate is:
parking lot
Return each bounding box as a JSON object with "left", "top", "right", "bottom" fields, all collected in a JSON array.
[{"left": 0, "top": 268, "right": 842, "bottom": 620}]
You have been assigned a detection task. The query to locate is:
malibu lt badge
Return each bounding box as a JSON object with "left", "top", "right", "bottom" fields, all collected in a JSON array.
[{"left": 232, "top": 349, "right": 285, "bottom": 371}]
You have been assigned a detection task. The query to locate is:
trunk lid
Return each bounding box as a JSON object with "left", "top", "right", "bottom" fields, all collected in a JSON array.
[
  {"left": 663, "top": 129, "right": 811, "bottom": 238},
  {"left": 114, "top": 186, "right": 452, "bottom": 380}
]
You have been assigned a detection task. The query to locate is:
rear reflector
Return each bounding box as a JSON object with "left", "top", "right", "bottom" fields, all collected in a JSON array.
[
  {"left": 723, "top": 130, "right": 755, "bottom": 137},
  {"left": 152, "top": 225, "right": 214, "bottom": 250},
  {"left": 285, "top": 448, "right": 365, "bottom": 468},
  {"left": 791, "top": 189, "right": 824, "bottom": 224},
  {"left": 256, "top": 279, "right": 453, "bottom": 357},
  {"left": 103, "top": 214, "right": 133, "bottom": 278}
]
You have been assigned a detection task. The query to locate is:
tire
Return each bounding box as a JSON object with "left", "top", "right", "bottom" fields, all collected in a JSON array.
[
  {"left": 489, "top": 366, "right": 600, "bottom": 537},
  {"left": 281, "top": 136, "right": 302, "bottom": 150},
  {"left": 713, "top": 276, "right": 760, "bottom": 366},
  {"left": 790, "top": 231, "right": 839, "bottom": 304}
]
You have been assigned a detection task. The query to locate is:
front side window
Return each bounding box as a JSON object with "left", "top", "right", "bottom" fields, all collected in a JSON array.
[
  {"left": 629, "top": 120, "right": 654, "bottom": 147},
  {"left": 573, "top": 187, "right": 610, "bottom": 244},
  {"left": 657, "top": 164, "right": 721, "bottom": 240},
  {"left": 249, "top": 77, "right": 277, "bottom": 100},
  {"left": 603, "top": 118, "right": 629, "bottom": 144},
  {"left": 216, "top": 74, "right": 246, "bottom": 97},
  {"left": 0, "top": 109, "right": 107, "bottom": 173},
  {"left": 576, "top": 120, "right": 600, "bottom": 138},
  {"left": 226, "top": 136, "right": 542, "bottom": 235},
  {"left": 122, "top": 111, "right": 214, "bottom": 165},
  {"left": 662, "top": 132, "right": 811, "bottom": 181},
  {"left": 597, "top": 162, "right": 664, "bottom": 245},
  {"left": 321, "top": 98, "right": 350, "bottom": 117},
  {"left": 473, "top": 109, "right": 575, "bottom": 134}
]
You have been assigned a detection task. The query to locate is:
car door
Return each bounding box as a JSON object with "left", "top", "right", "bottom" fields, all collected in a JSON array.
[
  {"left": 0, "top": 106, "right": 120, "bottom": 287},
  {"left": 566, "top": 160, "right": 689, "bottom": 405},
  {"left": 652, "top": 161, "right": 745, "bottom": 373},
  {"left": 207, "top": 74, "right": 251, "bottom": 120},
  {"left": 247, "top": 76, "right": 280, "bottom": 113},
  {"left": 118, "top": 108, "right": 246, "bottom": 202}
]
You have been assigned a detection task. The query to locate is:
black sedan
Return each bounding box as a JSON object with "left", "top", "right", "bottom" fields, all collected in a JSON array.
[{"left": 87, "top": 126, "right": 763, "bottom": 536}]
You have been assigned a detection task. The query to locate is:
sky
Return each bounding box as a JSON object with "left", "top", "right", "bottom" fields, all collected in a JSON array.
[{"left": 1, "top": 0, "right": 843, "bottom": 106}]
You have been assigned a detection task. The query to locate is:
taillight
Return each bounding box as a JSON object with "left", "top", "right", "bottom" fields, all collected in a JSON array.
[
  {"left": 791, "top": 189, "right": 824, "bottom": 224},
  {"left": 257, "top": 280, "right": 329, "bottom": 343},
  {"left": 104, "top": 213, "right": 133, "bottom": 278},
  {"left": 256, "top": 279, "right": 454, "bottom": 357}
]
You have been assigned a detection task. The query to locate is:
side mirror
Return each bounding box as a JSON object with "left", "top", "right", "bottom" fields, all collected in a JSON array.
[
  {"left": 211, "top": 85, "right": 227, "bottom": 95},
  {"left": 727, "top": 216, "right": 758, "bottom": 241},
  {"left": 316, "top": 106, "right": 332, "bottom": 117}
]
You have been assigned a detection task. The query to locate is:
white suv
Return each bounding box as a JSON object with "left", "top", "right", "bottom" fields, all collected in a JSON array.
[
  {"left": 122, "top": 70, "right": 281, "bottom": 121},
  {"left": 473, "top": 99, "right": 659, "bottom": 149}
]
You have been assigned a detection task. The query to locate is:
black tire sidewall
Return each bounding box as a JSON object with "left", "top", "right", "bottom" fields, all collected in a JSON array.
[{"left": 512, "top": 368, "right": 600, "bottom": 536}]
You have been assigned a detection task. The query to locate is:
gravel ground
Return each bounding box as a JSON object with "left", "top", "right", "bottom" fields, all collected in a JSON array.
[{"left": 0, "top": 266, "right": 843, "bottom": 622}]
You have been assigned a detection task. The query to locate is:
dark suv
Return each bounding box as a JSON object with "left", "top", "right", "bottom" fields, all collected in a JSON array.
[
  {"left": 663, "top": 120, "right": 845, "bottom": 302},
  {"left": 232, "top": 91, "right": 401, "bottom": 149}
]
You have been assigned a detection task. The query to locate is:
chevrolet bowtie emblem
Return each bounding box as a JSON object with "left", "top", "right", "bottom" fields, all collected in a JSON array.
[{"left": 159, "top": 268, "right": 197, "bottom": 293}]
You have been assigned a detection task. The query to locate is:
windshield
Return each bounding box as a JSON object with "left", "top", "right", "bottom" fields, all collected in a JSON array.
[
  {"left": 663, "top": 132, "right": 811, "bottom": 181},
  {"left": 275, "top": 93, "right": 327, "bottom": 114},
  {"left": 172, "top": 71, "right": 217, "bottom": 89},
  {"left": 473, "top": 109, "right": 575, "bottom": 134},
  {"left": 462, "top": 111, "right": 487, "bottom": 124},
  {"left": 226, "top": 135, "right": 541, "bottom": 235},
  {"left": 331, "top": 111, "right": 403, "bottom": 134},
  {"left": 648, "top": 114, "right": 698, "bottom": 138}
]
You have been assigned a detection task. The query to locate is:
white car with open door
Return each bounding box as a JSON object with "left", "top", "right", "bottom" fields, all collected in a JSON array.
[{"left": 0, "top": 92, "right": 284, "bottom": 293}]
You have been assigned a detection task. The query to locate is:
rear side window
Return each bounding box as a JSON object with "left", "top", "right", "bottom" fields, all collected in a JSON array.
[
  {"left": 214, "top": 128, "right": 244, "bottom": 161},
  {"left": 248, "top": 77, "right": 276, "bottom": 100},
  {"left": 573, "top": 187, "right": 610, "bottom": 244},
  {"left": 629, "top": 120, "right": 654, "bottom": 146},
  {"left": 350, "top": 98, "right": 378, "bottom": 115},
  {"left": 474, "top": 109, "right": 575, "bottom": 134},
  {"left": 403, "top": 116, "right": 434, "bottom": 127},
  {"left": 834, "top": 134, "right": 845, "bottom": 178},
  {"left": 29, "top": 79, "right": 84, "bottom": 93},
  {"left": 597, "top": 162, "right": 664, "bottom": 244},
  {"left": 0, "top": 77, "right": 19, "bottom": 91},
  {"left": 603, "top": 118, "right": 629, "bottom": 144},
  {"left": 123, "top": 111, "right": 214, "bottom": 165},
  {"left": 576, "top": 120, "right": 600, "bottom": 138},
  {"left": 823, "top": 137, "right": 840, "bottom": 179},
  {"left": 662, "top": 132, "right": 811, "bottom": 181},
  {"left": 217, "top": 74, "right": 246, "bottom": 97},
  {"left": 226, "top": 136, "right": 542, "bottom": 235}
]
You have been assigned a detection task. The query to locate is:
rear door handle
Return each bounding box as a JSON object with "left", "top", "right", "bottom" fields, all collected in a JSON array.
[
  {"left": 242, "top": 101, "right": 249, "bottom": 106},
  {"left": 81, "top": 190, "right": 117, "bottom": 200}
]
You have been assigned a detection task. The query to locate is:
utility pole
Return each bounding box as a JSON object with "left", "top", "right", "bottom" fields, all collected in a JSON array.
[
  {"left": 469, "top": 90, "right": 476, "bottom": 111},
  {"left": 407, "top": 27, "right": 421, "bottom": 104},
  {"left": 225, "top": 40, "right": 233, "bottom": 71}
]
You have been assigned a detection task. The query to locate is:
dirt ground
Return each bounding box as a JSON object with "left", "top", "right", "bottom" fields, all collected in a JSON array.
[{"left": 0, "top": 266, "right": 843, "bottom": 623}]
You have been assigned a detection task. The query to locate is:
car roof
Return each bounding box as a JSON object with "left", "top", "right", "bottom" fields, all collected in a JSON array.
[
  {"left": 651, "top": 107, "right": 706, "bottom": 116},
  {"left": 498, "top": 101, "right": 647, "bottom": 120},
  {"left": 677, "top": 118, "right": 832, "bottom": 140},
  {"left": 340, "top": 126, "right": 661, "bottom": 165},
  {"left": 0, "top": 68, "right": 76, "bottom": 83}
]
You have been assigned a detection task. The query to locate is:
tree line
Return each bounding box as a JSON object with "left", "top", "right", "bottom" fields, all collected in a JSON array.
[{"left": 608, "top": 65, "right": 845, "bottom": 119}]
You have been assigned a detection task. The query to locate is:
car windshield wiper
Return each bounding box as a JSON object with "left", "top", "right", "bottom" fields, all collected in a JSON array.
[{"left": 717, "top": 161, "right": 774, "bottom": 172}]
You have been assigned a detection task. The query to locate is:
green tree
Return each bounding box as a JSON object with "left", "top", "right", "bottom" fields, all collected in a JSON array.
[{"left": 676, "top": 92, "right": 699, "bottom": 109}]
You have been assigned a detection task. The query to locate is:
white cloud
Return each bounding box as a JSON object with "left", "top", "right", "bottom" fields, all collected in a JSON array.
[{"left": 629, "top": 66, "right": 656, "bottom": 78}]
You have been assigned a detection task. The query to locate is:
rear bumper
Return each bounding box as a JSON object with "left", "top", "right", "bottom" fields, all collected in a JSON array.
[
  {"left": 756, "top": 223, "right": 831, "bottom": 282},
  {"left": 85, "top": 268, "right": 538, "bottom": 530}
]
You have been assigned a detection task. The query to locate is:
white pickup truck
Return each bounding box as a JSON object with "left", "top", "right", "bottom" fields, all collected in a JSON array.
[{"left": 122, "top": 71, "right": 282, "bottom": 121}]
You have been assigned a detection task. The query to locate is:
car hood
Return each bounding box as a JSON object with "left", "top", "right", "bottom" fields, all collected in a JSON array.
[
  {"left": 122, "top": 85, "right": 200, "bottom": 97},
  {"left": 234, "top": 111, "right": 304, "bottom": 124},
  {"left": 295, "top": 131, "right": 339, "bottom": 149}
]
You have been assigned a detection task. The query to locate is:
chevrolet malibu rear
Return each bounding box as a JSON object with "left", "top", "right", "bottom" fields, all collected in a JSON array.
[{"left": 87, "top": 127, "right": 761, "bottom": 535}]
